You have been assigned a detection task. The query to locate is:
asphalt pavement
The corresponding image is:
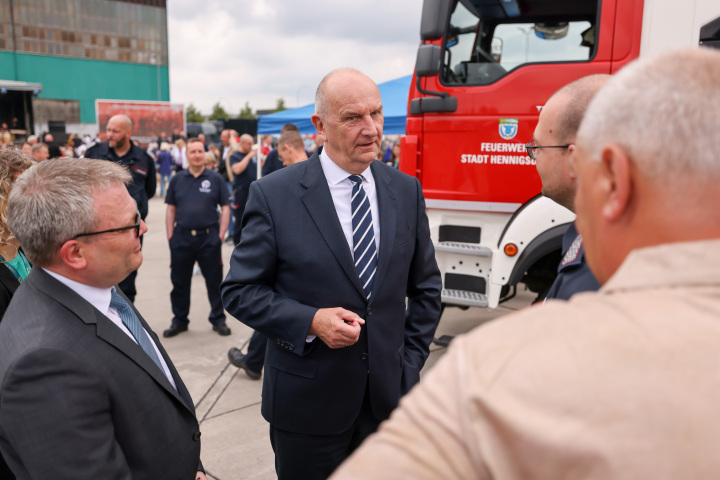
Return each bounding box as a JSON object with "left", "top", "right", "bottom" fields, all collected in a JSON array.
[{"left": 135, "top": 194, "right": 535, "bottom": 479}]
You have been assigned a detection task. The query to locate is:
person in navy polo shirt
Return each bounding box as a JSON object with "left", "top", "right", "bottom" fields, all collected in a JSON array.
[
  {"left": 163, "top": 137, "right": 232, "bottom": 338},
  {"left": 85, "top": 114, "right": 156, "bottom": 303}
]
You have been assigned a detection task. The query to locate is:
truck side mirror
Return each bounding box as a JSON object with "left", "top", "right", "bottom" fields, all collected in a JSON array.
[
  {"left": 700, "top": 17, "right": 720, "bottom": 49},
  {"left": 415, "top": 44, "right": 442, "bottom": 77},
  {"left": 420, "top": 0, "right": 450, "bottom": 41}
]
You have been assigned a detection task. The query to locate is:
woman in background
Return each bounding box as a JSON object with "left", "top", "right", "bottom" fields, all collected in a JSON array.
[
  {"left": 0, "top": 147, "right": 34, "bottom": 480},
  {"left": 0, "top": 148, "right": 34, "bottom": 317}
]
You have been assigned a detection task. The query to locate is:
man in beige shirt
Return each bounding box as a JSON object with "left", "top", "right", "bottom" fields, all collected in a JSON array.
[{"left": 332, "top": 47, "right": 720, "bottom": 480}]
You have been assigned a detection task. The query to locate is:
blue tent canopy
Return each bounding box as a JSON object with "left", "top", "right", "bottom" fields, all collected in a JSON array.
[{"left": 257, "top": 75, "right": 411, "bottom": 135}]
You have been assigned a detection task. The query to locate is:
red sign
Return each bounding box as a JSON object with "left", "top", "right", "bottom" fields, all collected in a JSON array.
[{"left": 96, "top": 100, "right": 185, "bottom": 145}]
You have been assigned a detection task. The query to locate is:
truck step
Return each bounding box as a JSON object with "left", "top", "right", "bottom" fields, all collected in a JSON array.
[
  {"left": 441, "top": 289, "right": 489, "bottom": 307},
  {"left": 435, "top": 242, "right": 492, "bottom": 256}
]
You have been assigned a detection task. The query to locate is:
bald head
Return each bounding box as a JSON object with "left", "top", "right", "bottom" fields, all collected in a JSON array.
[
  {"left": 549, "top": 74, "right": 611, "bottom": 144},
  {"left": 533, "top": 74, "right": 610, "bottom": 211},
  {"left": 239, "top": 134, "right": 254, "bottom": 154},
  {"left": 107, "top": 114, "right": 133, "bottom": 153},
  {"left": 315, "top": 68, "right": 378, "bottom": 117},
  {"left": 311, "top": 68, "right": 383, "bottom": 174}
]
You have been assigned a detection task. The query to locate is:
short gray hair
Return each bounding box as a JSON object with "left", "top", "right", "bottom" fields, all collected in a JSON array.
[
  {"left": 8, "top": 158, "right": 131, "bottom": 266},
  {"left": 578, "top": 48, "right": 720, "bottom": 185}
]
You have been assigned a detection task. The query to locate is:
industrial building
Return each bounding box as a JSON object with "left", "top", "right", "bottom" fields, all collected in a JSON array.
[{"left": 0, "top": 0, "right": 169, "bottom": 139}]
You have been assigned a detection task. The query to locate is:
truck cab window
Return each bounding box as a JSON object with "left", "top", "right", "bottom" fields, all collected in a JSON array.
[{"left": 442, "top": 0, "right": 598, "bottom": 86}]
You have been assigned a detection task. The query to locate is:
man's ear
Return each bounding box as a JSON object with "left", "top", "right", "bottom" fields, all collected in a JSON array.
[
  {"left": 58, "top": 240, "right": 88, "bottom": 271},
  {"left": 567, "top": 144, "right": 577, "bottom": 181},
  {"left": 600, "top": 145, "right": 632, "bottom": 222},
  {"left": 311, "top": 114, "right": 327, "bottom": 143}
]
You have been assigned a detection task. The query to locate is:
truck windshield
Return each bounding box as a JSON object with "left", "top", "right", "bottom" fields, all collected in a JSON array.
[{"left": 442, "top": 0, "right": 598, "bottom": 85}]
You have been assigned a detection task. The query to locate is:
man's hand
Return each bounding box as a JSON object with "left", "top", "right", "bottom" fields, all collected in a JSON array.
[
  {"left": 309, "top": 308, "right": 365, "bottom": 349},
  {"left": 196, "top": 472, "right": 208, "bottom": 480}
]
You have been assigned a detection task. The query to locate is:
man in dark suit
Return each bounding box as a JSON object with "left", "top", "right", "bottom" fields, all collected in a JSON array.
[
  {"left": 0, "top": 158, "right": 206, "bottom": 479},
  {"left": 221, "top": 68, "right": 442, "bottom": 479}
]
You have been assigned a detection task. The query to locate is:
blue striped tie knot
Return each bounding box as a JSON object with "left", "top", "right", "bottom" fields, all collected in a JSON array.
[{"left": 349, "top": 175, "right": 377, "bottom": 300}]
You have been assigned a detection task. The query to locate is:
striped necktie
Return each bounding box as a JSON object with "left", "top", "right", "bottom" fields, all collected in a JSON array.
[
  {"left": 110, "top": 290, "right": 164, "bottom": 372},
  {"left": 349, "top": 175, "right": 377, "bottom": 300}
]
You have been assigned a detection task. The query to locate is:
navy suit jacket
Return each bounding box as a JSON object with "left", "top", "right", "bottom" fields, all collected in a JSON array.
[
  {"left": 222, "top": 151, "right": 442, "bottom": 435},
  {"left": 0, "top": 268, "right": 203, "bottom": 479}
]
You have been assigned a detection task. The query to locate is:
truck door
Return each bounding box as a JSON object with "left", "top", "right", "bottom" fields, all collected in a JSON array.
[{"left": 418, "top": 0, "right": 618, "bottom": 209}]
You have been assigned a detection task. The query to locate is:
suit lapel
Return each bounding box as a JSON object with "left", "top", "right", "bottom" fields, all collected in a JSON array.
[
  {"left": 30, "top": 269, "right": 192, "bottom": 413},
  {"left": 369, "top": 162, "right": 397, "bottom": 304},
  {"left": 300, "top": 155, "right": 367, "bottom": 300}
]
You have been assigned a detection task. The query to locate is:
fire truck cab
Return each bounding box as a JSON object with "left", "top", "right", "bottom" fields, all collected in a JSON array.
[{"left": 402, "top": 0, "right": 720, "bottom": 311}]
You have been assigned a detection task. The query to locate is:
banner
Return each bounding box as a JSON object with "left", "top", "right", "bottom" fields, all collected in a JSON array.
[{"left": 96, "top": 100, "right": 185, "bottom": 145}]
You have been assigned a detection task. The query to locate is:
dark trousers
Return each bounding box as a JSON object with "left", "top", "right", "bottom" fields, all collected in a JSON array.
[
  {"left": 232, "top": 187, "right": 249, "bottom": 246},
  {"left": 170, "top": 227, "right": 225, "bottom": 325},
  {"left": 246, "top": 331, "right": 267, "bottom": 372},
  {"left": 269, "top": 383, "right": 379, "bottom": 480},
  {"left": 118, "top": 235, "right": 143, "bottom": 302}
]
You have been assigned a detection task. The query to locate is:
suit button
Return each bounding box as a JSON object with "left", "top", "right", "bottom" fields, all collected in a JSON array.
[
  {"left": 367, "top": 308, "right": 373, "bottom": 316},
  {"left": 193, "top": 432, "right": 201, "bottom": 441},
  {"left": 361, "top": 353, "right": 368, "bottom": 360}
]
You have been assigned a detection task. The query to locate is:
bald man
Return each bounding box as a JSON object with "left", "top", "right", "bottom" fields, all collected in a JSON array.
[
  {"left": 85, "top": 114, "right": 156, "bottom": 302},
  {"left": 332, "top": 47, "right": 720, "bottom": 480},
  {"left": 222, "top": 68, "right": 441, "bottom": 479},
  {"left": 530, "top": 75, "right": 610, "bottom": 300}
]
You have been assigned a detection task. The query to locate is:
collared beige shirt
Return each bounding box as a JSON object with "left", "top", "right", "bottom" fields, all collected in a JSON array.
[{"left": 332, "top": 239, "right": 720, "bottom": 479}]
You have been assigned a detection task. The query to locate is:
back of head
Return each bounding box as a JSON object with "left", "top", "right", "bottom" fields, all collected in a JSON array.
[
  {"left": 281, "top": 123, "right": 299, "bottom": 134},
  {"left": 278, "top": 131, "right": 304, "bottom": 151},
  {"left": 578, "top": 48, "right": 720, "bottom": 190},
  {"left": 8, "top": 158, "right": 131, "bottom": 267}
]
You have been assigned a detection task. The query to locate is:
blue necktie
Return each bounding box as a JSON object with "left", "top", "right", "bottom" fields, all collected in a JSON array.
[
  {"left": 349, "top": 175, "right": 377, "bottom": 300},
  {"left": 110, "top": 290, "right": 164, "bottom": 372}
]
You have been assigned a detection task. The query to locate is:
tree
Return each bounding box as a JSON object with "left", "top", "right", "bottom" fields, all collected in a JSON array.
[
  {"left": 185, "top": 103, "right": 204, "bottom": 123},
  {"left": 272, "top": 98, "right": 287, "bottom": 113},
  {"left": 238, "top": 101, "right": 256, "bottom": 119},
  {"left": 208, "top": 102, "right": 230, "bottom": 121}
]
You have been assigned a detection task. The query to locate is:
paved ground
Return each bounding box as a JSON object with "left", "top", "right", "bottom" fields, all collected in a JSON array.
[{"left": 135, "top": 195, "right": 536, "bottom": 479}]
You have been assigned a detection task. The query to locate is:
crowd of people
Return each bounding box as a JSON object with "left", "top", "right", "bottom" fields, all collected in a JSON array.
[{"left": 0, "top": 46, "right": 716, "bottom": 479}]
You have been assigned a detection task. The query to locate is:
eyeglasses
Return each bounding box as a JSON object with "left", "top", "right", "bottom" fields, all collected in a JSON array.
[
  {"left": 525, "top": 141, "right": 571, "bottom": 160},
  {"left": 73, "top": 213, "right": 141, "bottom": 240}
]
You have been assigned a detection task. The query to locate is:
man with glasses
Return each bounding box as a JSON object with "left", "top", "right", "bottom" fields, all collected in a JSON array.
[
  {"left": 526, "top": 74, "right": 609, "bottom": 300},
  {"left": 163, "top": 137, "right": 231, "bottom": 338},
  {"left": 0, "top": 158, "right": 206, "bottom": 479}
]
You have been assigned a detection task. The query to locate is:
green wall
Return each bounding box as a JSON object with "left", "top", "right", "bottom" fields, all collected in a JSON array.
[{"left": 0, "top": 51, "right": 169, "bottom": 124}]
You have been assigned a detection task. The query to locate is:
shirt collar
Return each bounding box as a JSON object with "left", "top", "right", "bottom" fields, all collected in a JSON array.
[
  {"left": 602, "top": 238, "right": 720, "bottom": 293},
  {"left": 42, "top": 268, "right": 113, "bottom": 314},
  {"left": 319, "top": 148, "right": 374, "bottom": 186}
]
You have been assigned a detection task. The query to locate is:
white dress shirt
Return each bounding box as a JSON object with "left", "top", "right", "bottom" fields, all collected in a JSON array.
[
  {"left": 43, "top": 269, "right": 177, "bottom": 389},
  {"left": 319, "top": 148, "right": 381, "bottom": 254}
]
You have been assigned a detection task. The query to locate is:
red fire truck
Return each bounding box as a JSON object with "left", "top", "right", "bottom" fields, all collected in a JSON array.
[{"left": 401, "top": 0, "right": 719, "bottom": 312}]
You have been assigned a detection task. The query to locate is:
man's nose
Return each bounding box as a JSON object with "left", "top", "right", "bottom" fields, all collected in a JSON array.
[{"left": 359, "top": 115, "right": 379, "bottom": 136}]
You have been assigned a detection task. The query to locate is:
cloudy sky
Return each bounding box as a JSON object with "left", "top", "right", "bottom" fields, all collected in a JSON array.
[{"left": 166, "top": 0, "right": 422, "bottom": 116}]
